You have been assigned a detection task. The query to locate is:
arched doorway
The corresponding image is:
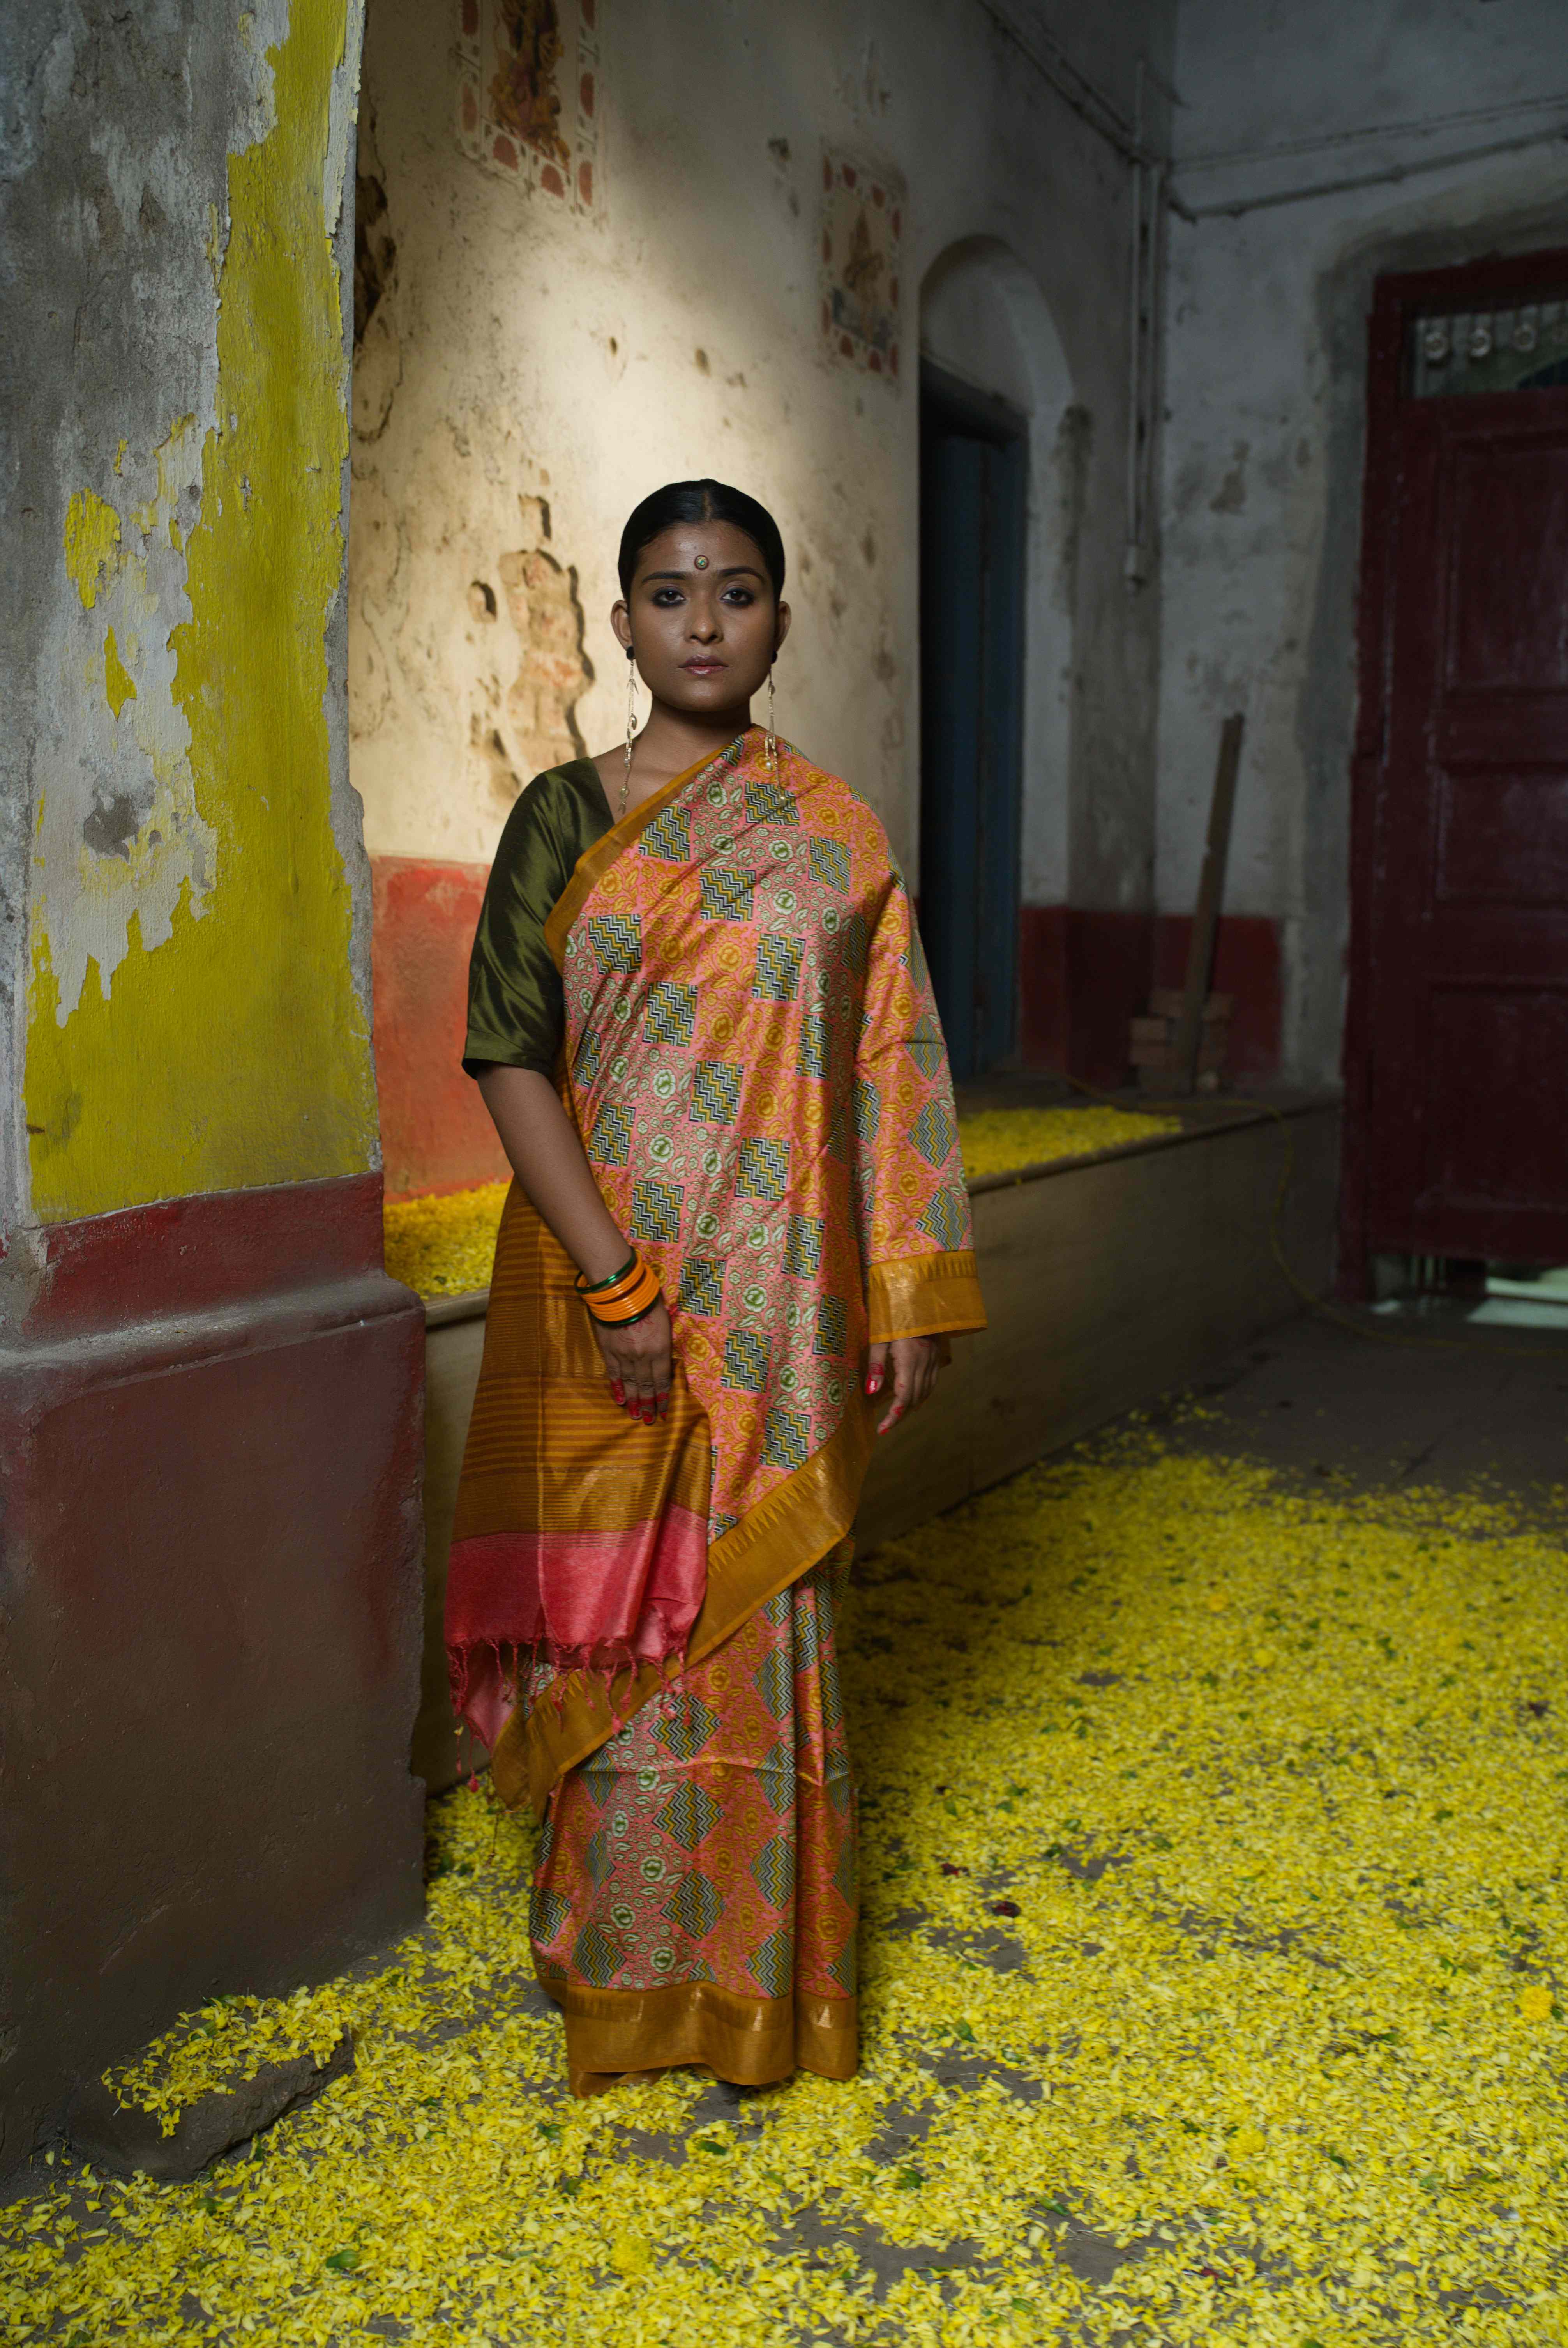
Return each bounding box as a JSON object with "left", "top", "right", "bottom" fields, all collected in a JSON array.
[{"left": 918, "top": 240, "right": 1075, "bottom": 1079}]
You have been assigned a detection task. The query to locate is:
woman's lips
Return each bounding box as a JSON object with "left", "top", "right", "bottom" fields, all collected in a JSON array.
[{"left": 683, "top": 658, "right": 725, "bottom": 674}]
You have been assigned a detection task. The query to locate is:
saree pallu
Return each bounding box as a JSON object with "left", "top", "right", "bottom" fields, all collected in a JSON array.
[{"left": 449, "top": 726, "right": 984, "bottom": 2087}]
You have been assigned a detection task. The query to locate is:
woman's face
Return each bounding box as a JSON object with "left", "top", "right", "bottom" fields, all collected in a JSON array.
[{"left": 613, "top": 520, "right": 790, "bottom": 718}]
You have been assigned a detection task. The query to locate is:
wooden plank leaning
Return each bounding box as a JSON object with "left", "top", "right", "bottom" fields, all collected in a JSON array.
[{"left": 1172, "top": 711, "right": 1245, "bottom": 1095}]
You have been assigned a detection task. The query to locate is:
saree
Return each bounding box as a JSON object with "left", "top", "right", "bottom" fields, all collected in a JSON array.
[{"left": 448, "top": 725, "right": 984, "bottom": 2090}]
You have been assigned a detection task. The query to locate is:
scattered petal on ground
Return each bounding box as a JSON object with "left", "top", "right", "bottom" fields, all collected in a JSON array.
[{"left": 6, "top": 1435, "right": 1566, "bottom": 2344}]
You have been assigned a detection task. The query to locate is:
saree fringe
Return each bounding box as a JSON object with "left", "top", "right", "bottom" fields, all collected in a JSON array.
[{"left": 493, "top": 1397, "right": 878, "bottom": 1814}]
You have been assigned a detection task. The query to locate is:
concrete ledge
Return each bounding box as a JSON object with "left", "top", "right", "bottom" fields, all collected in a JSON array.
[
  {"left": 413, "top": 1099, "right": 1341, "bottom": 1786},
  {"left": 856, "top": 1096, "right": 1340, "bottom": 1547}
]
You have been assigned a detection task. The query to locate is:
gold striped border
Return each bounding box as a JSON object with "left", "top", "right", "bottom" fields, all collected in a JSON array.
[
  {"left": 493, "top": 1392, "right": 875, "bottom": 1815},
  {"left": 542, "top": 729, "right": 758, "bottom": 972},
  {"left": 867, "top": 1248, "right": 987, "bottom": 1342},
  {"left": 556, "top": 1979, "right": 857, "bottom": 2090}
]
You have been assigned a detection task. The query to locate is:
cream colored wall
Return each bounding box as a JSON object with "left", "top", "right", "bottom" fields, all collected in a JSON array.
[{"left": 351, "top": 0, "right": 1174, "bottom": 904}]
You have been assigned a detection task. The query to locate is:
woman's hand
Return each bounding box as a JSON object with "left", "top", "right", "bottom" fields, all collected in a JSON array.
[
  {"left": 473, "top": 1068, "right": 676, "bottom": 1425},
  {"left": 864, "top": 1335, "right": 941, "bottom": 1434},
  {"left": 593, "top": 1296, "right": 674, "bottom": 1422}
]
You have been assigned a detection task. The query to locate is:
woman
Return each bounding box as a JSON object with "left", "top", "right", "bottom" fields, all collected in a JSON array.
[{"left": 448, "top": 478, "right": 985, "bottom": 2097}]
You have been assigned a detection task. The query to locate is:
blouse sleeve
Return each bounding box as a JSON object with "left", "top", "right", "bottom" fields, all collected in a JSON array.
[
  {"left": 853, "top": 875, "right": 988, "bottom": 1342},
  {"left": 463, "top": 777, "right": 580, "bottom": 1079}
]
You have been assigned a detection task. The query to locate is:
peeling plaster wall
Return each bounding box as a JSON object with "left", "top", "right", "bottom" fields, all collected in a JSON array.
[
  {"left": 2, "top": 0, "right": 377, "bottom": 1236},
  {"left": 1159, "top": 0, "right": 1568, "bottom": 1084},
  {"left": 350, "top": 0, "right": 1174, "bottom": 919},
  {"left": 1, "top": 2, "right": 431, "bottom": 2166}
]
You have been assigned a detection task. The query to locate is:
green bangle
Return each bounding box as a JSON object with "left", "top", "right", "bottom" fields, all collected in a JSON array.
[
  {"left": 577, "top": 1250, "right": 636, "bottom": 1296},
  {"left": 613, "top": 1293, "right": 661, "bottom": 1328}
]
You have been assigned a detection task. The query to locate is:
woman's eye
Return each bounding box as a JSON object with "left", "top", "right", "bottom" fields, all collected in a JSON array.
[
  {"left": 650, "top": 588, "right": 683, "bottom": 606},
  {"left": 723, "top": 587, "right": 755, "bottom": 606}
]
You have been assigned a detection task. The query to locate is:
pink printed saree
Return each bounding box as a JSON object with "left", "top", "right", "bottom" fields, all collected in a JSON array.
[{"left": 447, "top": 726, "right": 984, "bottom": 2088}]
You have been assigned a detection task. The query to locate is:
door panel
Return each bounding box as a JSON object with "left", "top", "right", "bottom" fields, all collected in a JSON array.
[
  {"left": 919, "top": 434, "right": 986, "bottom": 1075},
  {"left": 1445, "top": 443, "right": 1568, "bottom": 689},
  {"left": 919, "top": 365, "right": 1026, "bottom": 1081},
  {"left": 1423, "top": 987, "right": 1568, "bottom": 1222},
  {"left": 1435, "top": 771, "right": 1568, "bottom": 907},
  {"left": 1365, "top": 375, "right": 1568, "bottom": 1261},
  {"left": 975, "top": 432, "right": 1027, "bottom": 1075}
]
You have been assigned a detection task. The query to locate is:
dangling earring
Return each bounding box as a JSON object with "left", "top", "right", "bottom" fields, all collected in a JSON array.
[
  {"left": 766, "top": 663, "right": 778, "bottom": 775},
  {"left": 621, "top": 645, "right": 638, "bottom": 817}
]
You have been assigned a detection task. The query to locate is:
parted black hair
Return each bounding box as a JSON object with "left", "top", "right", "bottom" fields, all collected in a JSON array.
[{"left": 617, "top": 478, "right": 786, "bottom": 600}]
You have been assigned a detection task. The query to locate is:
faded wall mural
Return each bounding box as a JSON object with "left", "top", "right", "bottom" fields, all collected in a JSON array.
[
  {"left": 456, "top": 0, "right": 600, "bottom": 212},
  {"left": 821, "top": 152, "right": 902, "bottom": 381}
]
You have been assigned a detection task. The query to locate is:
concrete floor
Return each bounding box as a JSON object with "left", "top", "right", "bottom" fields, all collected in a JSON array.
[{"left": 1161, "top": 1301, "right": 1568, "bottom": 1503}]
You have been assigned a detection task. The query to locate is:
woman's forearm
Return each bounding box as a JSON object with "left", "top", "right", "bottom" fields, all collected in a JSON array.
[{"left": 476, "top": 1065, "right": 629, "bottom": 1284}]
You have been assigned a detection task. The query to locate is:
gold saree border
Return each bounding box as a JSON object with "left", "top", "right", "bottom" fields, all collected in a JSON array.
[
  {"left": 867, "top": 1248, "right": 987, "bottom": 1343},
  {"left": 543, "top": 730, "right": 757, "bottom": 972},
  {"left": 554, "top": 1978, "right": 858, "bottom": 2092},
  {"left": 491, "top": 1393, "right": 876, "bottom": 1815}
]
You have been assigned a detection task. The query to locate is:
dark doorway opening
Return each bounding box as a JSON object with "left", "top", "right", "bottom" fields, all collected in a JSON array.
[
  {"left": 1344, "top": 246, "right": 1568, "bottom": 1295},
  {"left": 919, "top": 361, "right": 1028, "bottom": 1081}
]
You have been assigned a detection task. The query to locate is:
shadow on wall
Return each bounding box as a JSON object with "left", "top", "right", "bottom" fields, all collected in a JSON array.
[
  {"left": 919, "top": 235, "right": 1077, "bottom": 928},
  {"left": 918, "top": 237, "right": 1283, "bottom": 1089},
  {"left": 920, "top": 239, "right": 1148, "bottom": 1082}
]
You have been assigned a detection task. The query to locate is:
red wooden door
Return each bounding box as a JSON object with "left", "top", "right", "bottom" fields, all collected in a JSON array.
[{"left": 1346, "top": 252, "right": 1568, "bottom": 1286}]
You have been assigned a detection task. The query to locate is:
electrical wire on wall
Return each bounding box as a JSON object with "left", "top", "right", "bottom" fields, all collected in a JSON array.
[
  {"left": 971, "top": 5, "right": 1566, "bottom": 550},
  {"left": 972, "top": 3, "right": 1180, "bottom": 591}
]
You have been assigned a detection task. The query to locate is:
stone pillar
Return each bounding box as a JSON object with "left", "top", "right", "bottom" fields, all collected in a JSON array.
[{"left": 0, "top": 0, "right": 424, "bottom": 2169}]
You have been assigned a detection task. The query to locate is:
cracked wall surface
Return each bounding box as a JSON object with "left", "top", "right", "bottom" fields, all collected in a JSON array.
[
  {"left": 2, "top": 0, "right": 376, "bottom": 1235},
  {"left": 348, "top": 0, "right": 1172, "bottom": 892}
]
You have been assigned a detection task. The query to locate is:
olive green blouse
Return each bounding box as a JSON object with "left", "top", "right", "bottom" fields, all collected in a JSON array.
[{"left": 463, "top": 760, "right": 614, "bottom": 1079}]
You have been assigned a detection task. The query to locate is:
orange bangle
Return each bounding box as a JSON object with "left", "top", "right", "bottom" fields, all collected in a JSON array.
[
  {"left": 576, "top": 1255, "right": 643, "bottom": 1307},
  {"left": 577, "top": 1250, "right": 637, "bottom": 1297},
  {"left": 579, "top": 1259, "right": 662, "bottom": 1325}
]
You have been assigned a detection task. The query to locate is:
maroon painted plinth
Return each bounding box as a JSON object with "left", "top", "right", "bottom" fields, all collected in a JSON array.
[
  {"left": 1154, "top": 914, "right": 1283, "bottom": 1080},
  {"left": 0, "top": 1175, "right": 426, "bottom": 2173},
  {"left": 1018, "top": 905, "right": 1283, "bottom": 1086},
  {"left": 20, "top": 1169, "right": 387, "bottom": 1336},
  {"left": 1017, "top": 906, "right": 1155, "bottom": 1086}
]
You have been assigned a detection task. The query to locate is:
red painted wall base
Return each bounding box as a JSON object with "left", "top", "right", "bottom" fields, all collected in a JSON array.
[
  {"left": 367, "top": 861, "right": 1289, "bottom": 1200},
  {"left": 1018, "top": 904, "right": 1282, "bottom": 1087},
  {"left": 372, "top": 858, "right": 509, "bottom": 1202},
  {"left": 0, "top": 1176, "right": 426, "bottom": 2168}
]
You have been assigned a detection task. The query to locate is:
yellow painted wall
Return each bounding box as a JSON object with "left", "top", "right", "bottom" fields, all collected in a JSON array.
[{"left": 25, "top": 0, "right": 377, "bottom": 1224}]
